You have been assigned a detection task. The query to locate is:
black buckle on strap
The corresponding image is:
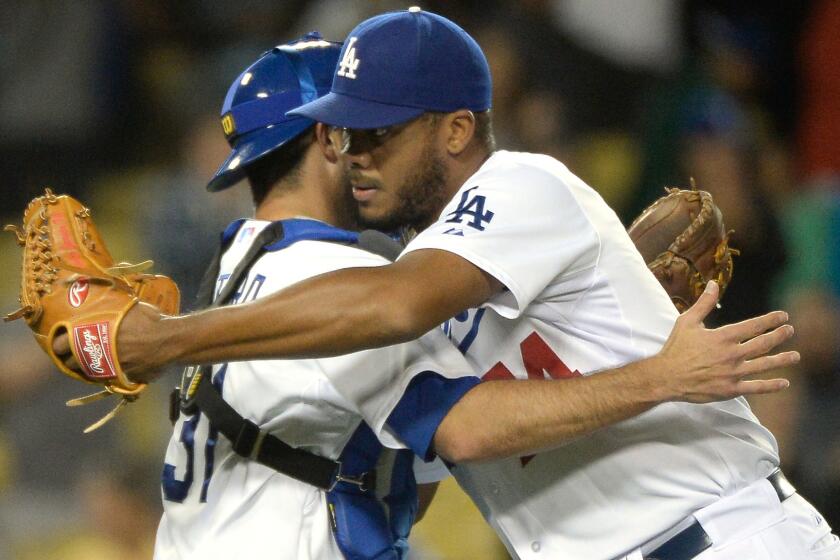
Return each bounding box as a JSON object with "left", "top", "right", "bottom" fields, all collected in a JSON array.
[{"left": 233, "top": 419, "right": 267, "bottom": 459}]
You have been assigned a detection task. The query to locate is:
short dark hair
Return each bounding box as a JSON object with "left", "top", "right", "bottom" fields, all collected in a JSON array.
[
  {"left": 245, "top": 128, "right": 314, "bottom": 206},
  {"left": 473, "top": 110, "right": 496, "bottom": 152}
]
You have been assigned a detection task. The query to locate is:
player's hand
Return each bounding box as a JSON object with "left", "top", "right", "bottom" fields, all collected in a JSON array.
[
  {"left": 655, "top": 281, "right": 798, "bottom": 403},
  {"left": 52, "top": 302, "right": 169, "bottom": 384},
  {"left": 115, "top": 302, "right": 170, "bottom": 383}
]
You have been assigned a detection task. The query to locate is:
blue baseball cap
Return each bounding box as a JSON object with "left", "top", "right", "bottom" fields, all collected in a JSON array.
[
  {"left": 287, "top": 8, "right": 492, "bottom": 129},
  {"left": 207, "top": 32, "right": 341, "bottom": 192}
]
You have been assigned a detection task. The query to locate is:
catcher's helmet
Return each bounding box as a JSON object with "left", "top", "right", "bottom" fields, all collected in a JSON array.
[{"left": 207, "top": 32, "right": 341, "bottom": 192}]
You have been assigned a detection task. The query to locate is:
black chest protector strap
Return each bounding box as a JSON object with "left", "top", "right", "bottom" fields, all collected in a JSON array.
[{"left": 174, "top": 222, "right": 400, "bottom": 491}]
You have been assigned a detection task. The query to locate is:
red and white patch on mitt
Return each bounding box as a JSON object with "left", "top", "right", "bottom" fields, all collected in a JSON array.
[{"left": 73, "top": 321, "right": 118, "bottom": 380}]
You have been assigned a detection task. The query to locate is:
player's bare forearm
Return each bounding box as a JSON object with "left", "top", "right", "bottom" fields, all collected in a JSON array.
[
  {"left": 159, "top": 268, "right": 410, "bottom": 365},
  {"left": 433, "top": 282, "right": 798, "bottom": 463},
  {"left": 433, "top": 367, "right": 660, "bottom": 463},
  {"left": 121, "top": 249, "right": 498, "bottom": 377}
]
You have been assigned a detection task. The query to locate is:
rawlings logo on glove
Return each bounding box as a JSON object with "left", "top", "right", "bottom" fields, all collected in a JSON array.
[
  {"left": 629, "top": 180, "right": 738, "bottom": 311},
  {"left": 75, "top": 323, "right": 116, "bottom": 378},
  {"left": 4, "top": 188, "right": 180, "bottom": 432},
  {"left": 69, "top": 279, "right": 90, "bottom": 307}
]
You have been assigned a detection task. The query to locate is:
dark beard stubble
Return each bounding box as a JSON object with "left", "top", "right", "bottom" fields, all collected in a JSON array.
[{"left": 358, "top": 141, "right": 450, "bottom": 233}]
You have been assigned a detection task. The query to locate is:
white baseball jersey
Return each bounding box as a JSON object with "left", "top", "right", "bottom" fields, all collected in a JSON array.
[
  {"left": 401, "top": 150, "right": 780, "bottom": 560},
  {"left": 154, "top": 219, "right": 478, "bottom": 560}
]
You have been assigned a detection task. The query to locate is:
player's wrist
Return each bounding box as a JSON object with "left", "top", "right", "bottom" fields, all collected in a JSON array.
[
  {"left": 630, "top": 354, "right": 679, "bottom": 404},
  {"left": 157, "top": 313, "right": 194, "bottom": 367}
]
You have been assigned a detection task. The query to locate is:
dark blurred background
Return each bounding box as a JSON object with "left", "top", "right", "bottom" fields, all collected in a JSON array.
[{"left": 1, "top": 1, "right": 838, "bottom": 558}]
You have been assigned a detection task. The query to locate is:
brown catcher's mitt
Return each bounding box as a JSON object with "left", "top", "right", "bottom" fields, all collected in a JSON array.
[
  {"left": 4, "top": 189, "right": 180, "bottom": 432},
  {"left": 628, "top": 181, "right": 738, "bottom": 312}
]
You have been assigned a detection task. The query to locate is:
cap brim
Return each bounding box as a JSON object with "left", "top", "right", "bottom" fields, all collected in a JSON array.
[
  {"left": 287, "top": 91, "right": 425, "bottom": 129},
  {"left": 207, "top": 118, "right": 314, "bottom": 192}
]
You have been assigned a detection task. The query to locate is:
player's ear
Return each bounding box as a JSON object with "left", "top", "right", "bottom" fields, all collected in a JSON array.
[
  {"left": 442, "top": 110, "right": 476, "bottom": 156},
  {"left": 315, "top": 123, "right": 340, "bottom": 164}
]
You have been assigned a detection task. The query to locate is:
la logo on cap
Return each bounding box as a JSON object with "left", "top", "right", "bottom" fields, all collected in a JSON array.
[{"left": 337, "top": 37, "right": 360, "bottom": 79}]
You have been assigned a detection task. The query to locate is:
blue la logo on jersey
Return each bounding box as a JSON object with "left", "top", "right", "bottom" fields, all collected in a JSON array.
[{"left": 445, "top": 186, "right": 494, "bottom": 231}]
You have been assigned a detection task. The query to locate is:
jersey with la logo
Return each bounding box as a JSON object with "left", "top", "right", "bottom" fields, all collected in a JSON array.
[
  {"left": 154, "top": 219, "right": 478, "bottom": 560},
  {"left": 401, "top": 151, "right": 780, "bottom": 559}
]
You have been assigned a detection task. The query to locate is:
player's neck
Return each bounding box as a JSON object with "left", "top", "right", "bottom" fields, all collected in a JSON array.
[
  {"left": 254, "top": 156, "right": 358, "bottom": 231},
  {"left": 443, "top": 146, "right": 493, "bottom": 206},
  {"left": 255, "top": 191, "right": 316, "bottom": 222}
]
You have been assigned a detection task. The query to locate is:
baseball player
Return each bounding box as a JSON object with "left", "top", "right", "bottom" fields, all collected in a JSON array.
[
  {"left": 150, "top": 32, "right": 764, "bottom": 560},
  {"left": 79, "top": 10, "right": 837, "bottom": 560},
  {"left": 286, "top": 14, "right": 835, "bottom": 559},
  {"left": 152, "top": 34, "right": 457, "bottom": 559}
]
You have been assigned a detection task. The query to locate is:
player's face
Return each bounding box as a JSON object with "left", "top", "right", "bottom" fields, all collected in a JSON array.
[{"left": 333, "top": 115, "right": 450, "bottom": 232}]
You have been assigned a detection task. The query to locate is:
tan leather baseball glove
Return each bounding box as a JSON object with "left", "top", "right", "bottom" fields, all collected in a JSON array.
[
  {"left": 4, "top": 188, "right": 180, "bottom": 431},
  {"left": 628, "top": 181, "right": 738, "bottom": 312}
]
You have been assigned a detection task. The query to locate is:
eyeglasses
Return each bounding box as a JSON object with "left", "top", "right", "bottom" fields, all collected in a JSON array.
[{"left": 334, "top": 120, "right": 414, "bottom": 155}]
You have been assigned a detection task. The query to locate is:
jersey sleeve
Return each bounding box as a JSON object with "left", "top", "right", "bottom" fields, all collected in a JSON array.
[
  {"left": 382, "top": 370, "right": 479, "bottom": 461},
  {"left": 400, "top": 154, "right": 601, "bottom": 318},
  {"left": 413, "top": 455, "right": 451, "bottom": 484},
  {"left": 316, "top": 326, "right": 479, "bottom": 461}
]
